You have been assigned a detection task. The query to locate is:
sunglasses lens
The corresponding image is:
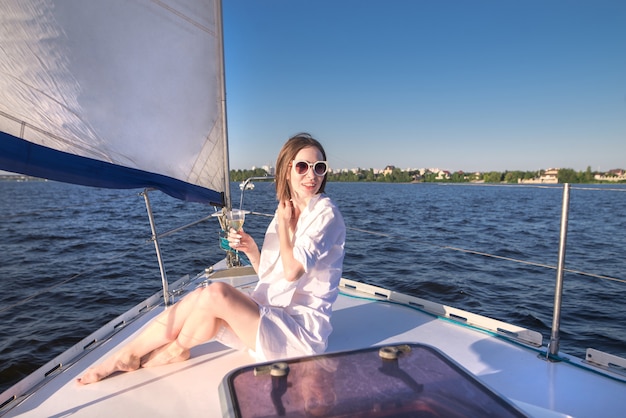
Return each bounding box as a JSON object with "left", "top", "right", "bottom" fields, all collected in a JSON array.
[
  {"left": 314, "top": 162, "right": 327, "bottom": 175},
  {"left": 295, "top": 161, "right": 309, "bottom": 174},
  {"left": 293, "top": 160, "right": 327, "bottom": 176}
]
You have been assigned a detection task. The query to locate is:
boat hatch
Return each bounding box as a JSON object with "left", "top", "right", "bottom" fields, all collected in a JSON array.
[{"left": 220, "top": 343, "right": 528, "bottom": 418}]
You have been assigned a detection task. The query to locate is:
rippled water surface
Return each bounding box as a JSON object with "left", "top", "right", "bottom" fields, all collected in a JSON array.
[{"left": 1, "top": 181, "right": 625, "bottom": 392}]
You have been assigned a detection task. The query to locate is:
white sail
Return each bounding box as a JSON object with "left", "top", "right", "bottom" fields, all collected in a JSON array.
[{"left": 0, "top": 0, "right": 228, "bottom": 205}]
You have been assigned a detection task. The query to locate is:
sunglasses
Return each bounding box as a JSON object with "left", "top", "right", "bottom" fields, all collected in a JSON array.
[{"left": 292, "top": 160, "right": 329, "bottom": 176}]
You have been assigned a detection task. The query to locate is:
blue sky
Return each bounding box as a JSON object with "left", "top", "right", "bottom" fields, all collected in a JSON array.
[{"left": 222, "top": 0, "right": 625, "bottom": 173}]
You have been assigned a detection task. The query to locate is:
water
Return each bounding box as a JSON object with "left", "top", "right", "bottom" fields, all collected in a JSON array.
[{"left": 1, "top": 181, "right": 625, "bottom": 392}]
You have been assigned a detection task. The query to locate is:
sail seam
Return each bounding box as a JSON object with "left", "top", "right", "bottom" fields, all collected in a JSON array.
[
  {"left": 149, "top": 0, "right": 217, "bottom": 35},
  {"left": 0, "top": 109, "right": 111, "bottom": 162}
]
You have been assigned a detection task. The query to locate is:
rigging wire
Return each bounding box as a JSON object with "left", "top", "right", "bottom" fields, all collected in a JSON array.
[
  {"left": 346, "top": 225, "right": 626, "bottom": 285},
  {"left": 343, "top": 182, "right": 626, "bottom": 285},
  {"left": 204, "top": 205, "right": 626, "bottom": 285}
]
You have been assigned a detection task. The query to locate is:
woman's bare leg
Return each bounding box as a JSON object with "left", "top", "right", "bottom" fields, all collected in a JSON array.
[
  {"left": 139, "top": 339, "right": 191, "bottom": 367},
  {"left": 77, "top": 282, "right": 260, "bottom": 384},
  {"left": 141, "top": 282, "right": 260, "bottom": 367}
]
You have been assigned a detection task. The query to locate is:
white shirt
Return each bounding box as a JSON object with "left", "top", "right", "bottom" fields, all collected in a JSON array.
[{"left": 250, "top": 194, "right": 346, "bottom": 360}]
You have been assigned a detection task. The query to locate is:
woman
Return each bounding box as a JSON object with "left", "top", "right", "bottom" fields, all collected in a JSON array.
[{"left": 78, "top": 133, "right": 345, "bottom": 384}]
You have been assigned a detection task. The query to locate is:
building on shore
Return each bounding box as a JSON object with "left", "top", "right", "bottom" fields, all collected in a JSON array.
[
  {"left": 594, "top": 169, "right": 626, "bottom": 182},
  {"left": 518, "top": 168, "right": 559, "bottom": 184}
]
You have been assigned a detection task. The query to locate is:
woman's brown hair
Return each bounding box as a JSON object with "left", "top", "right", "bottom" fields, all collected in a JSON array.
[{"left": 275, "top": 133, "right": 327, "bottom": 202}]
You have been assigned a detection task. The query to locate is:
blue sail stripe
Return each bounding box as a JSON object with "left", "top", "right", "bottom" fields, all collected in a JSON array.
[{"left": 0, "top": 132, "right": 224, "bottom": 205}]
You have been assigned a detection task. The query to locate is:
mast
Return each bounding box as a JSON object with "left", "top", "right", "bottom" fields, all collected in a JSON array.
[{"left": 216, "top": 0, "right": 231, "bottom": 209}]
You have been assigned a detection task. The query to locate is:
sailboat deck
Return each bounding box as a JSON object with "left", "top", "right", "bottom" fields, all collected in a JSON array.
[{"left": 2, "top": 267, "right": 625, "bottom": 417}]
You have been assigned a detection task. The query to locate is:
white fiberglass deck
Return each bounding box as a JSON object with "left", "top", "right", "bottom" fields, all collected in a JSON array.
[{"left": 2, "top": 266, "right": 625, "bottom": 417}]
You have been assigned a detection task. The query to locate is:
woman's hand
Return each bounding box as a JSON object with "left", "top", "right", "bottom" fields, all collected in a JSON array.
[
  {"left": 228, "top": 228, "right": 260, "bottom": 270},
  {"left": 228, "top": 227, "right": 253, "bottom": 252},
  {"left": 277, "top": 199, "right": 297, "bottom": 232},
  {"left": 276, "top": 200, "right": 304, "bottom": 281}
]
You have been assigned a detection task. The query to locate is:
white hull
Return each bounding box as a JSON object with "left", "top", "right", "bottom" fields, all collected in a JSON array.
[{"left": 2, "top": 262, "right": 624, "bottom": 417}]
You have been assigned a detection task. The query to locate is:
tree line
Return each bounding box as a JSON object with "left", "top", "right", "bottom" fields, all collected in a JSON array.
[{"left": 230, "top": 166, "right": 624, "bottom": 184}]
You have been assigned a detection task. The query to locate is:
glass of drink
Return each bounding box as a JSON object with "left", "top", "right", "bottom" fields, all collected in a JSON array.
[
  {"left": 225, "top": 209, "right": 245, "bottom": 264},
  {"left": 226, "top": 209, "right": 245, "bottom": 233}
]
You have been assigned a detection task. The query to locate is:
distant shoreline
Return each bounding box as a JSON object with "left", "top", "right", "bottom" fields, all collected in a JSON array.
[
  {"left": 2, "top": 172, "right": 624, "bottom": 185},
  {"left": 0, "top": 174, "right": 47, "bottom": 182}
]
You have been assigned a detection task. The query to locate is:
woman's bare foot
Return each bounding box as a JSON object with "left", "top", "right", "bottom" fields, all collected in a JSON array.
[
  {"left": 141, "top": 340, "right": 190, "bottom": 368},
  {"left": 77, "top": 353, "right": 140, "bottom": 385}
]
